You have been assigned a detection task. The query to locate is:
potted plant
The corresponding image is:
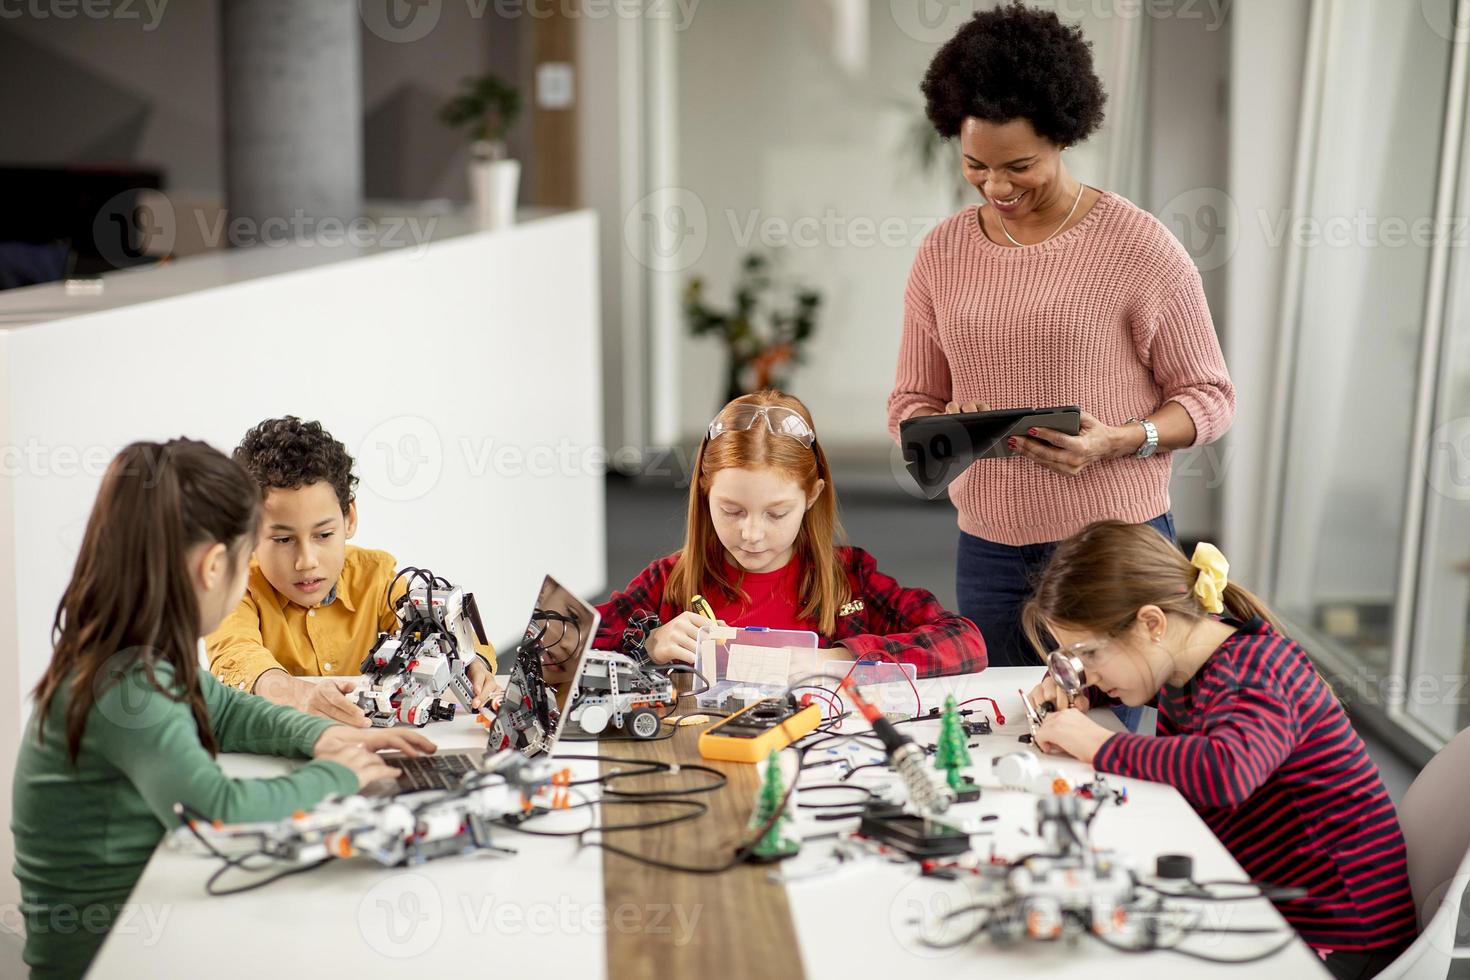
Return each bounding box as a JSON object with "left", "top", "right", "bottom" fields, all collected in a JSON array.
[
  {"left": 439, "top": 72, "right": 523, "bottom": 229},
  {"left": 685, "top": 253, "right": 823, "bottom": 403}
]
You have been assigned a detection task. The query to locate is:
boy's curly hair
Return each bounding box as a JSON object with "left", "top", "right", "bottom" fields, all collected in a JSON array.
[{"left": 233, "top": 417, "right": 358, "bottom": 514}]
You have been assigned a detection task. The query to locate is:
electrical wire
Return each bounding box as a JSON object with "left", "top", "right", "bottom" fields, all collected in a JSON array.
[{"left": 580, "top": 744, "right": 806, "bottom": 875}]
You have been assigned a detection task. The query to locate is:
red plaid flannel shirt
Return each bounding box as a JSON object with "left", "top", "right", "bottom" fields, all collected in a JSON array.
[{"left": 594, "top": 547, "right": 985, "bottom": 677}]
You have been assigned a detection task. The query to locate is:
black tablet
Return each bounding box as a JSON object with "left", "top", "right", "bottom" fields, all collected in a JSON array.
[{"left": 899, "top": 406, "right": 1082, "bottom": 499}]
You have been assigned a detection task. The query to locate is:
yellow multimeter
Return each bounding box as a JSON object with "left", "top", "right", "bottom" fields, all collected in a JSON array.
[{"left": 698, "top": 697, "right": 823, "bottom": 763}]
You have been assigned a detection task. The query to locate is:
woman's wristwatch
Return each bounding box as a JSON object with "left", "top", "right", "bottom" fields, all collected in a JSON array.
[{"left": 1127, "top": 417, "right": 1159, "bottom": 458}]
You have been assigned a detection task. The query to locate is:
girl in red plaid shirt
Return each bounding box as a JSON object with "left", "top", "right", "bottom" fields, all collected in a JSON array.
[{"left": 594, "top": 391, "right": 985, "bottom": 677}]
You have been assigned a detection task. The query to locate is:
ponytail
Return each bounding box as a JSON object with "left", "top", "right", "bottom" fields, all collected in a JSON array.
[{"left": 34, "top": 439, "right": 260, "bottom": 763}]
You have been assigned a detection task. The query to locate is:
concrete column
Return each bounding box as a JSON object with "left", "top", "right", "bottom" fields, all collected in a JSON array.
[{"left": 221, "top": 0, "right": 362, "bottom": 236}]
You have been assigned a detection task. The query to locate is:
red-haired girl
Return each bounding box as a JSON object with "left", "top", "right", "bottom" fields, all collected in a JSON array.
[{"left": 594, "top": 390, "right": 985, "bottom": 676}]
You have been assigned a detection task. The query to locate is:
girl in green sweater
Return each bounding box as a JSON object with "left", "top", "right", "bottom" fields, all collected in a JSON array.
[{"left": 11, "top": 439, "right": 437, "bottom": 979}]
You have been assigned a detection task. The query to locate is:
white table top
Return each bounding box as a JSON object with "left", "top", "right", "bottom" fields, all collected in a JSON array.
[{"left": 89, "top": 667, "right": 1328, "bottom": 978}]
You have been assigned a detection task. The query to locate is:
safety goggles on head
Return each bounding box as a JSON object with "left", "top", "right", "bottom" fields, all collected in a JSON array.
[{"left": 707, "top": 405, "right": 816, "bottom": 448}]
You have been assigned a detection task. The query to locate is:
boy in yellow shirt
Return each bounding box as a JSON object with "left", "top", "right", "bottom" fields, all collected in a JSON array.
[{"left": 207, "top": 417, "right": 496, "bottom": 726}]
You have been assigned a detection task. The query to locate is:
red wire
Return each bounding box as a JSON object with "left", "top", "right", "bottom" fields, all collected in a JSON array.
[
  {"left": 957, "top": 696, "right": 1005, "bottom": 726},
  {"left": 839, "top": 652, "right": 923, "bottom": 718},
  {"left": 794, "top": 686, "right": 842, "bottom": 720}
]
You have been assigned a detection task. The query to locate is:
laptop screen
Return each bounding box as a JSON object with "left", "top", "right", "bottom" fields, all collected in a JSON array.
[{"left": 487, "top": 575, "right": 599, "bottom": 759}]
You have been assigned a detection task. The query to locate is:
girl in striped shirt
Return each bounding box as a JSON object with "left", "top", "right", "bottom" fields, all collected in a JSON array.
[{"left": 1022, "top": 520, "right": 1416, "bottom": 979}]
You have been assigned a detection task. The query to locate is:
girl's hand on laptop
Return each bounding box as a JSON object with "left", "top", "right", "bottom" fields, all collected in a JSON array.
[
  {"left": 466, "top": 658, "right": 498, "bottom": 709},
  {"left": 646, "top": 612, "right": 722, "bottom": 665},
  {"left": 312, "top": 743, "right": 401, "bottom": 790},
  {"left": 313, "top": 726, "right": 436, "bottom": 760}
]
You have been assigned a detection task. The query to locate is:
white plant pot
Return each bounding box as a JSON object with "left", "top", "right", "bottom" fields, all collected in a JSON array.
[{"left": 469, "top": 157, "right": 520, "bottom": 230}]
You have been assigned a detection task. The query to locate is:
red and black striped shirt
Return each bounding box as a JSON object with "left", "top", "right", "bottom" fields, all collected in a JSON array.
[{"left": 1093, "top": 617, "right": 1418, "bottom": 953}]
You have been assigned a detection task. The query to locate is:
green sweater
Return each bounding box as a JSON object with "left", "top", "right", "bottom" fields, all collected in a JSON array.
[{"left": 11, "top": 658, "right": 357, "bottom": 979}]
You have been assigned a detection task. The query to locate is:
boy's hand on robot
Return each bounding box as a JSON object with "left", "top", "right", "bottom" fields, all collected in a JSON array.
[
  {"left": 466, "top": 658, "right": 499, "bottom": 709},
  {"left": 298, "top": 677, "right": 373, "bottom": 728}
]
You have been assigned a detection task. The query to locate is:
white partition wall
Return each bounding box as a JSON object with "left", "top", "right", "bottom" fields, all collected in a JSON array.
[{"left": 0, "top": 209, "right": 606, "bottom": 906}]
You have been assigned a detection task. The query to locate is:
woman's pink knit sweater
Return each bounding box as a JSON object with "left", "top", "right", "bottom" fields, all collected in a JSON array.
[{"left": 887, "top": 190, "right": 1235, "bottom": 546}]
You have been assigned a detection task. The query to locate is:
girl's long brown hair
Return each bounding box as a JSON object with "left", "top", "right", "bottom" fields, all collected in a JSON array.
[
  {"left": 1021, "top": 520, "right": 1286, "bottom": 658},
  {"left": 666, "top": 390, "right": 850, "bottom": 635},
  {"left": 33, "top": 439, "right": 261, "bottom": 763}
]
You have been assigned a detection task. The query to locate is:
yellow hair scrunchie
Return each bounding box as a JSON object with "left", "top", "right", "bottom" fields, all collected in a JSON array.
[{"left": 1190, "top": 542, "right": 1230, "bottom": 614}]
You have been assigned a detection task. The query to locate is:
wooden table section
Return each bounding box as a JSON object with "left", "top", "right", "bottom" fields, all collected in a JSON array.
[{"left": 596, "top": 721, "right": 806, "bottom": 980}]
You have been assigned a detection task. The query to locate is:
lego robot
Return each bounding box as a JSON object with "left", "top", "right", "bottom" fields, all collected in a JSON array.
[
  {"left": 356, "top": 568, "right": 493, "bottom": 728},
  {"left": 174, "top": 753, "right": 563, "bottom": 869},
  {"left": 568, "top": 650, "right": 677, "bottom": 739}
]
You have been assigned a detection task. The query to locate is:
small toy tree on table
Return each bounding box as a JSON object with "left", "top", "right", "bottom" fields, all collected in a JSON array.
[
  {"left": 748, "top": 749, "right": 800, "bottom": 862},
  {"left": 934, "top": 695, "right": 974, "bottom": 791}
]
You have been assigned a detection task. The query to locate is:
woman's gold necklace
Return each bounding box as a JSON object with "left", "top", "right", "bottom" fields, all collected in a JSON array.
[{"left": 996, "top": 181, "right": 1085, "bottom": 247}]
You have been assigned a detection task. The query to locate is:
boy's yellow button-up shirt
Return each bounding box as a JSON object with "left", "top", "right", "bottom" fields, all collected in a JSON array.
[{"left": 206, "top": 546, "right": 495, "bottom": 690}]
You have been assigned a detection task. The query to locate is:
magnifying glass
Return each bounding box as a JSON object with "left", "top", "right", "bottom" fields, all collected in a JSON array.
[{"left": 1045, "top": 644, "right": 1093, "bottom": 708}]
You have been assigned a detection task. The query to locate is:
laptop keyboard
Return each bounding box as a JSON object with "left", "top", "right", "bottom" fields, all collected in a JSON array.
[{"left": 393, "top": 752, "right": 476, "bottom": 793}]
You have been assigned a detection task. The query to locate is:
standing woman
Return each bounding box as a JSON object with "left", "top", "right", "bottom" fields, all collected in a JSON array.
[{"left": 888, "top": 3, "right": 1235, "bottom": 667}]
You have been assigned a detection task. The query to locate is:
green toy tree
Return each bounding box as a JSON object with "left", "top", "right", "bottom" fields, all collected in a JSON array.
[
  {"left": 748, "top": 749, "right": 800, "bottom": 861},
  {"left": 934, "top": 695, "right": 973, "bottom": 790}
]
